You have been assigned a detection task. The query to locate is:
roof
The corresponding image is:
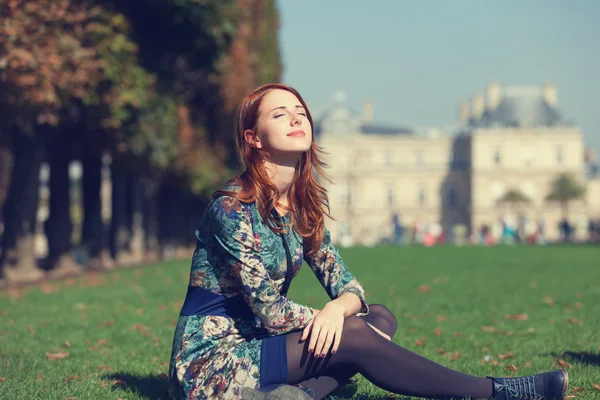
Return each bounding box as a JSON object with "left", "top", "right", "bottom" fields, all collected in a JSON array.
[
  {"left": 472, "top": 86, "right": 565, "bottom": 128},
  {"left": 314, "top": 90, "right": 414, "bottom": 136}
]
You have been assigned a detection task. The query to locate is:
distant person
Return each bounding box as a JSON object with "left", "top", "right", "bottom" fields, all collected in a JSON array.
[{"left": 168, "top": 84, "right": 569, "bottom": 400}]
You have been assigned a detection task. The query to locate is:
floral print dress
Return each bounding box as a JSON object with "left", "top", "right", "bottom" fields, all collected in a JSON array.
[{"left": 168, "top": 186, "right": 369, "bottom": 400}]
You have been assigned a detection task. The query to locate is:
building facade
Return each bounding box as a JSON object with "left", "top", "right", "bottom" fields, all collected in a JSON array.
[{"left": 316, "top": 83, "right": 600, "bottom": 245}]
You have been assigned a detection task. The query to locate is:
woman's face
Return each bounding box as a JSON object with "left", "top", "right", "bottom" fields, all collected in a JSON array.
[{"left": 246, "top": 89, "right": 312, "bottom": 157}]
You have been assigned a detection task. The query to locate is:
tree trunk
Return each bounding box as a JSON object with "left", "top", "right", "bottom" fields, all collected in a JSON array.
[
  {"left": 0, "top": 145, "right": 12, "bottom": 250},
  {"left": 81, "top": 151, "right": 111, "bottom": 270},
  {"left": 142, "top": 176, "right": 159, "bottom": 262},
  {"left": 129, "top": 176, "right": 145, "bottom": 264},
  {"left": 0, "top": 127, "right": 45, "bottom": 284},
  {"left": 44, "top": 132, "right": 79, "bottom": 279},
  {"left": 0, "top": 146, "right": 11, "bottom": 217},
  {"left": 109, "top": 160, "right": 132, "bottom": 266}
]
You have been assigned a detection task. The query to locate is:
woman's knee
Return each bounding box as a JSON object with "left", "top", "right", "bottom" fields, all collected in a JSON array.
[{"left": 367, "top": 304, "right": 398, "bottom": 337}]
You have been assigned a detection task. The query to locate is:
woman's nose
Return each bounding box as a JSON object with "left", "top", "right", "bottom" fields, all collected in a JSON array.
[{"left": 291, "top": 114, "right": 302, "bottom": 126}]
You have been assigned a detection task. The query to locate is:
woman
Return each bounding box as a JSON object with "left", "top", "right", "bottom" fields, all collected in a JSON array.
[{"left": 168, "top": 83, "right": 569, "bottom": 400}]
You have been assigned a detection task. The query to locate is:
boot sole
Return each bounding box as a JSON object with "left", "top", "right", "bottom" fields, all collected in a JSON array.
[{"left": 559, "top": 369, "right": 569, "bottom": 400}]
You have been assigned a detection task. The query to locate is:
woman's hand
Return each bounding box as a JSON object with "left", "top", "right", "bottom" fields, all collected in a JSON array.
[{"left": 301, "top": 302, "right": 345, "bottom": 358}]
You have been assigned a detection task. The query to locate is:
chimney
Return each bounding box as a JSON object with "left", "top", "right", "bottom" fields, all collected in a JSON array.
[
  {"left": 458, "top": 101, "right": 470, "bottom": 124},
  {"left": 542, "top": 82, "right": 557, "bottom": 107},
  {"left": 362, "top": 100, "right": 373, "bottom": 122},
  {"left": 486, "top": 81, "right": 502, "bottom": 110},
  {"left": 471, "top": 92, "right": 485, "bottom": 120}
]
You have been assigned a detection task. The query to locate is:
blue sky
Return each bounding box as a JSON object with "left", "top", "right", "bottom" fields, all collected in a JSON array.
[{"left": 277, "top": 0, "right": 600, "bottom": 154}]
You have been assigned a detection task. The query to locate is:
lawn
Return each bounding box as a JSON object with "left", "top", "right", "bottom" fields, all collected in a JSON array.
[{"left": 1, "top": 245, "right": 600, "bottom": 399}]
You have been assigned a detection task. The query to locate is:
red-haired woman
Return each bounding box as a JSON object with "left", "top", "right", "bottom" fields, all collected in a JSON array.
[{"left": 168, "top": 84, "right": 569, "bottom": 400}]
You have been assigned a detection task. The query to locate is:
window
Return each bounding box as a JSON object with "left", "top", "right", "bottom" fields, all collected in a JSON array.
[
  {"left": 386, "top": 185, "right": 395, "bottom": 207},
  {"left": 416, "top": 151, "right": 423, "bottom": 167},
  {"left": 418, "top": 187, "right": 426, "bottom": 205},
  {"left": 522, "top": 147, "right": 533, "bottom": 167},
  {"left": 556, "top": 145, "right": 563, "bottom": 165},
  {"left": 494, "top": 149, "right": 501, "bottom": 166},
  {"left": 384, "top": 150, "right": 393, "bottom": 167},
  {"left": 339, "top": 182, "right": 351, "bottom": 206}
]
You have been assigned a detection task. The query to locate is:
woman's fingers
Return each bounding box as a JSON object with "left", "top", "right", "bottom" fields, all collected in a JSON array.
[
  {"left": 301, "top": 320, "right": 313, "bottom": 342},
  {"left": 331, "top": 325, "right": 342, "bottom": 354},
  {"left": 315, "top": 325, "right": 333, "bottom": 357},
  {"left": 308, "top": 322, "right": 322, "bottom": 353}
]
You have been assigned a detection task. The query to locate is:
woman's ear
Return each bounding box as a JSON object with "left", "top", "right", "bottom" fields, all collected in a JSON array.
[{"left": 244, "top": 129, "right": 262, "bottom": 149}]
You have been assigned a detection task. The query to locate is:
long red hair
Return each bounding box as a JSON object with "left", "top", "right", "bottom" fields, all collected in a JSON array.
[{"left": 215, "top": 83, "right": 332, "bottom": 255}]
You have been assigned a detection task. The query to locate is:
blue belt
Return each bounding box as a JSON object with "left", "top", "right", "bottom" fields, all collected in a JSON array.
[{"left": 180, "top": 285, "right": 256, "bottom": 320}]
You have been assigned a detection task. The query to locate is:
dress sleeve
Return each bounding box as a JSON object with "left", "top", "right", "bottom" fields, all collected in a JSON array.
[
  {"left": 303, "top": 226, "right": 369, "bottom": 316},
  {"left": 208, "top": 196, "right": 313, "bottom": 335}
]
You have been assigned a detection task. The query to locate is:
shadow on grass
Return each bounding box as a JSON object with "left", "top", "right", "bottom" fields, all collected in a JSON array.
[
  {"left": 105, "top": 373, "right": 169, "bottom": 400},
  {"left": 555, "top": 351, "right": 600, "bottom": 367}
]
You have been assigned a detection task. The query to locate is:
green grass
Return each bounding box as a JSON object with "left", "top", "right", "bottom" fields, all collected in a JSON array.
[{"left": 1, "top": 245, "right": 600, "bottom": 399}]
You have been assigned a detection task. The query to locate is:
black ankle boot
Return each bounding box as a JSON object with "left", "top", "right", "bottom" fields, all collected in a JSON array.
[{"left": 487, "top": 369, "right": 568, "bottom": 400}]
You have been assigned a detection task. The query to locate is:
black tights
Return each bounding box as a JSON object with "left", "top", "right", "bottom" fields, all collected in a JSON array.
[{"left": 286, "top": 304, "right": 492, "bottom": 400}]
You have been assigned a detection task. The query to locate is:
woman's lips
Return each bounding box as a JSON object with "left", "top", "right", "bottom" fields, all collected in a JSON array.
[{"left": 287, "top": 130, "right": 306, "bottom": 137}]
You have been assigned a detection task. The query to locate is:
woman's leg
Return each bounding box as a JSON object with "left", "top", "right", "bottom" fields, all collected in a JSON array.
[
  {"left": 286, "top": 313, "right": 493, "bottom": 400},
  {"left": 295, "top": 304, "right": 398, "bottom": 399}
]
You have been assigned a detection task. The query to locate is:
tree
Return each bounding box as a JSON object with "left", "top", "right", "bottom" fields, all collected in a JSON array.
[
  {"left": 498, "top": 189, "right": 531, "bottom": 207},
  {"left": 546, "top": 173, "right": 586, "bottom": 217}
]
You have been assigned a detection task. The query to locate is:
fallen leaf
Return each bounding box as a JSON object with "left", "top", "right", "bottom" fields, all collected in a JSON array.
[
  {"left": 554, "top": 358, "right": 572, "bottom": 369},
  {"left": 434, "top": 328, "right": 443, "bottom": 336},
  {"left": 64, "top": 278, "right": 76, "bottom": 286},
  {"left": 499, "top": 351, "right": 515, "bottom": 359},
  {"left": 89, "top": 339, "right": 109, "bottom": 351},
  {"left": 507, "top": 364, "right": 518, "bottom": 372},
  {"left": 132, "top": 323, "right": 150, "bottom": 336},
  {"left": 505, "top": 313, "right": 528, "bottom": 321},
  {"left": 39, "top": 283, "right": 60, "bottom": 294},
  {"left": 435, "top": 348, "right": 447, "bottom": 355},
  {"left": 417, "top": 284, "right": 431, "bottom": 293},
  {"left": 5, "top": 288, "right": 26, "bottom": 299},
  {"left": 524, "top": 361, "right": 532, "bottom": 367},
  {"left": 481, "top": 347, "right": 490, "bottom": 353},
  {"left": 112, "top": 378, "right": 126, "bottom": 388},
  {"left": 63, "top": 340, "right": 71, "bottom": 348},
  {"left": 65, "top": 375, "right": 79, "bottom": 383},
  {"left": 0, "top": 377, "right": 4, "bottom": 383},
  {"left": 567, "top": 317, "right": 582, "bottom": 325},
  {"left": 564, "top": 396, "right": 576, "bottom": 399},
  {"left": 99, "top": 320, "right": 114, "bottom": 328},
  {"left": 414, "top": 337, "right": 426, "bottom": 346},
  {"left": 450, "top": 351, "right": 461, "bottom": 361},
  {"left": 1, "top": 310, "right": 7, "bottom": 316},
  {"left": 571, "top": 387, "right": 585, "bottom": 393},
  {"left": 543, "top": 296, "right": 556, "bottom": 306},
  {"left": 136, "top": 308, "right": 144, "bottom": 315},
  {"left": 592, "top": 383, "right": 600, "bottom": 390},
  {"left": 46, "top": 352, "right": 68, "bottom": 360},
  {"left": 574, "top": 302, "right": 582, "bottom": 309},
  {"left": 453, "top": 332, "right": 464, "bottom": 337},
  {"left": 436, "top": 315, "right": 447, "bottom": 322}
]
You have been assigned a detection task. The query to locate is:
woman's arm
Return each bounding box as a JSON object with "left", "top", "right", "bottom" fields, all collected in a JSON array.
[
  {"left": 304, "top": 227, "right": 369, "bottom": 316},
  {"left": 210, "top": 196, "right": 313, "bottom": 335}
]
